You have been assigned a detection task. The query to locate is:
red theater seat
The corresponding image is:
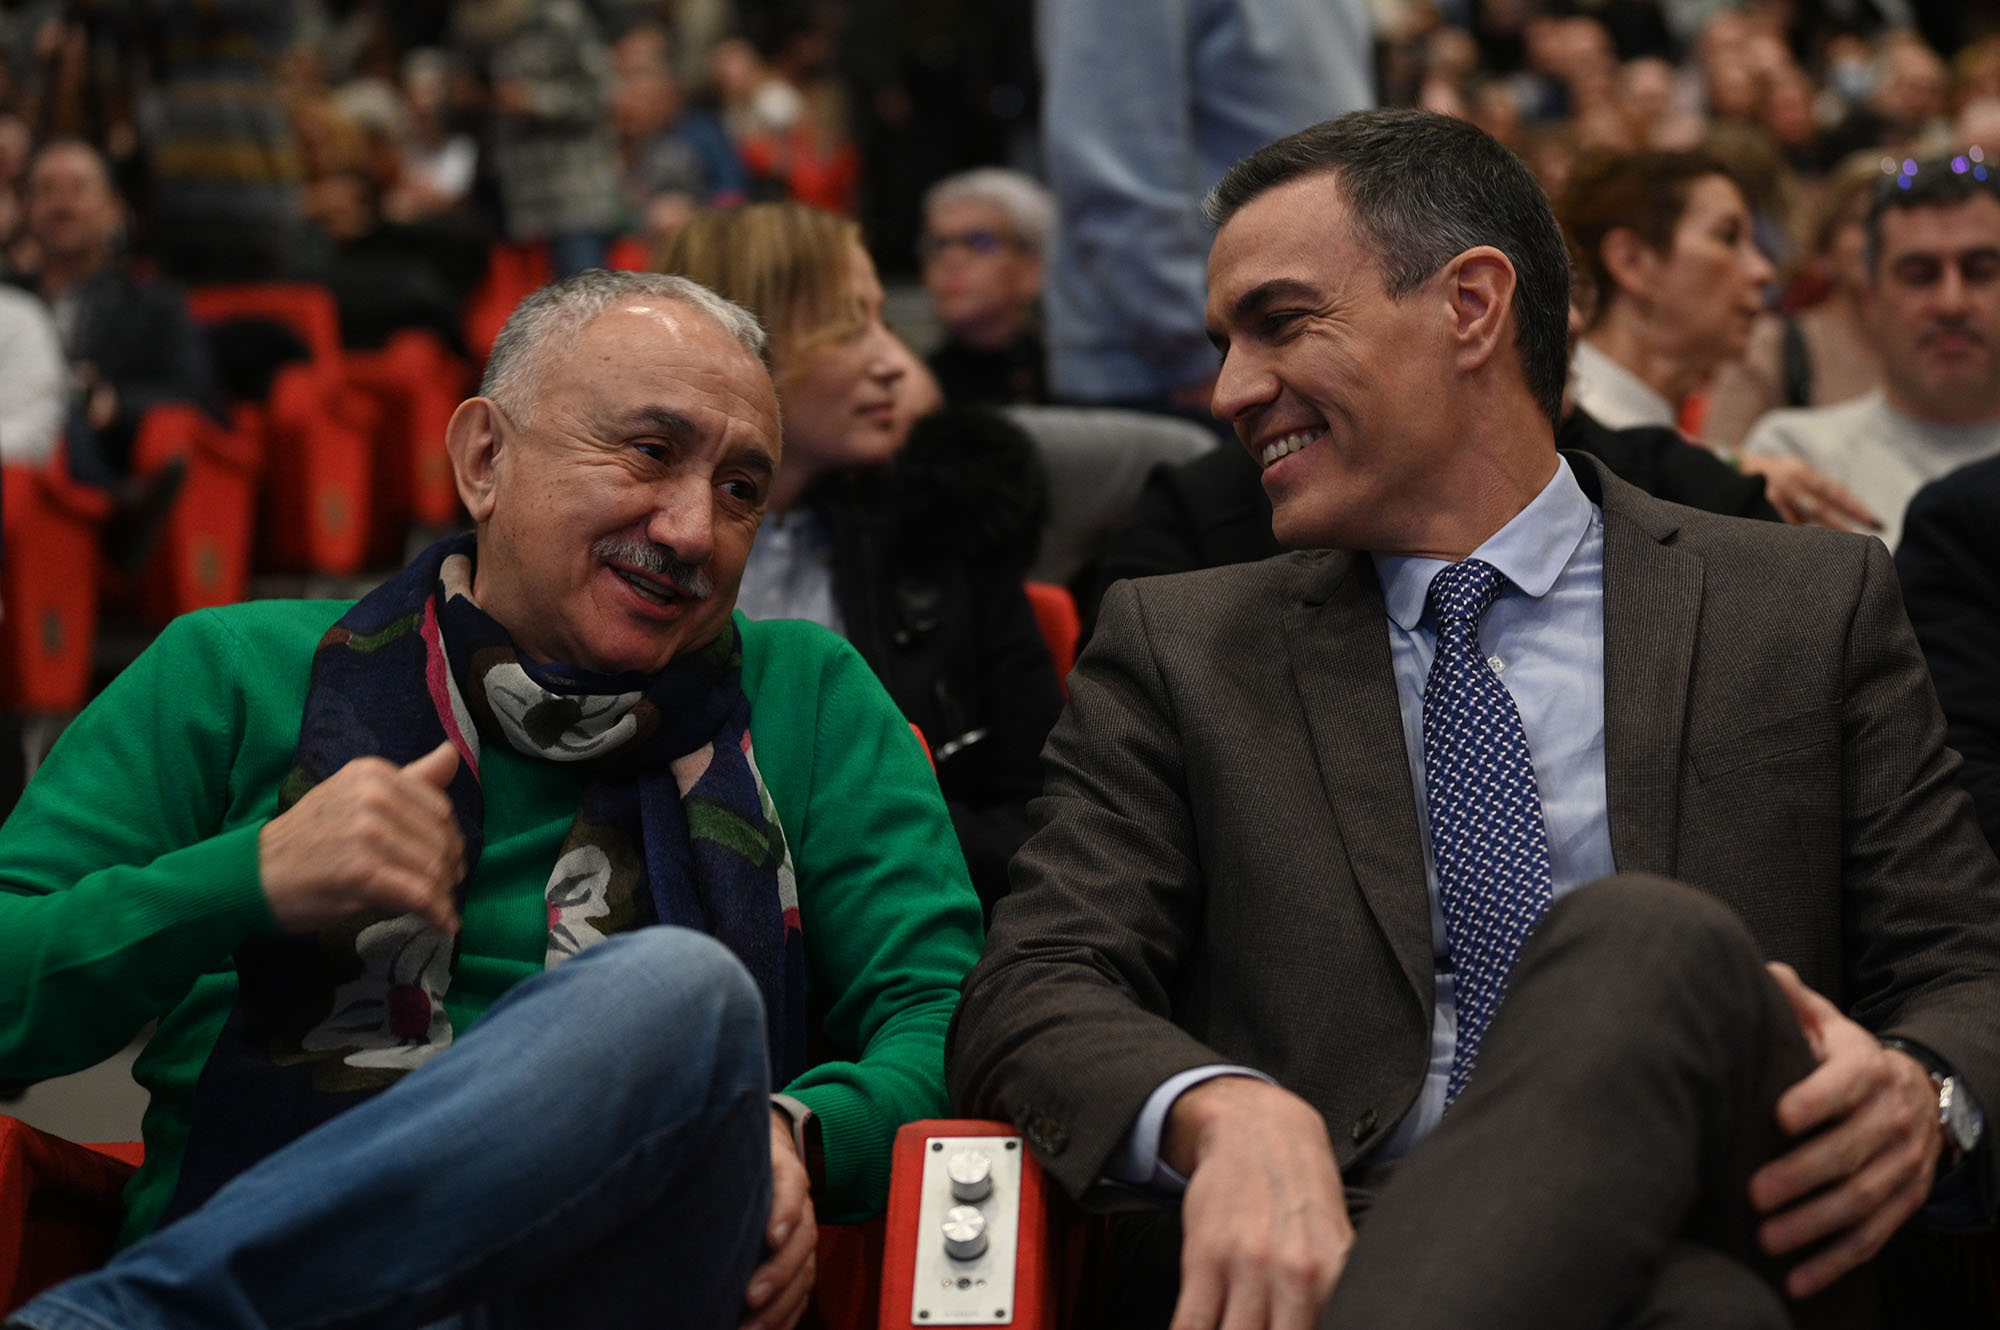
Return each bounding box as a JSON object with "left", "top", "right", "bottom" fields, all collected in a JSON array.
[
  {"left": 187, "top": 284, "right": 377, "bottom": 575},
  {"left": 0, "top": 457, "right": 112, "bottom": 712}
]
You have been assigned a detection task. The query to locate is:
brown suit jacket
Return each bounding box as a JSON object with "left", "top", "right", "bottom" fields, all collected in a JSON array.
[{"left": 948, "top": 454, "right": 2000, "bottom": 1212}]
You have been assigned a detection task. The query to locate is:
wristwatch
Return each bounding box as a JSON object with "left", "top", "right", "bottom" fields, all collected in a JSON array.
[
  {"left": 771, "top": 1092, "right": 827, "bottom": 1191},
  {"left": 1881, "top": 1037, "right": 1985, "bottom": 1165}
]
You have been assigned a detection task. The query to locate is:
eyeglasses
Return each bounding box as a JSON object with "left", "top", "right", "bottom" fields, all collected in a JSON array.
[{"left": 918, "top": 229, "right": 1023, "bottom": 261}]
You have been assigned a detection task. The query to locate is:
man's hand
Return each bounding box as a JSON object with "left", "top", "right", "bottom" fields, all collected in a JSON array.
[
  {"left": 1737, "top": 455, "right": 1880, "bottom": 531},
  {"left": 257, "top": 741, "right": 465, "bottom": 934},
  {"left": 1749, "top": 962, "right": 1941, "bottom": 1298},
  {"left": 1162, "top": 1076, "right": 1352, "bottom": 1330},
  {"left": 744, "top": 1108, "right": 817, "bottom": 1330}
]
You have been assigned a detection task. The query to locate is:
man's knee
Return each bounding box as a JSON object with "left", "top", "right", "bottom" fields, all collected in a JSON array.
[
  {"left": 1532, "top": 873, "right": 1766, "bottom": 987},
  {"left": 554, "top": 927, "right": 769, "bottom": 1083},
  {"left": 1623, "top": 1243, "right": 1789, "bottom": 1330}
]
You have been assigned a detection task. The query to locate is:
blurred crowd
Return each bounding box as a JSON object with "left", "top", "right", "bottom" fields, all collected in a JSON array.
[{"left": 0, "top": 0, "right": 1992, "bottom": 565}]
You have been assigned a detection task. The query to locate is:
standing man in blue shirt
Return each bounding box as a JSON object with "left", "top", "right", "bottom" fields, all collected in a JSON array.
[
  {"left": 949, "top": 109, "right": 2000, "bottom": 1330},
  {"left": 1036, "top": 0, "right": 1372, "bottom": 419}
]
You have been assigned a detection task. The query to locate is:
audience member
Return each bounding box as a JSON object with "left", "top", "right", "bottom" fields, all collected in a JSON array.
[
  {"left": 1559, "top": 147, "right": 1874, "bottom": 528},
  {"left": 0, "top": 280, "right": 65, "bottom": 469},
  {"left": 1037, "top": 0, "right": 1372, "bottom": 419},
  {"left": 1898, "top": 452, "right": 2000, "bottom": 855},
  {"left": 950, "top": 108, "right": 2000, "bottom": 1330},
  {"left": 1703, "top": 152, "right": 1887, "bottom": 448},
  {"left": 16, "top": 139, "right": 218, "bottom": 483},
  {"left": 144, "top": 0, "right": 308, "bottom": 282},
  {"left": 1745, "top": 154, "right": 2000, "bottom": 548},
  {"left": 0, "top": 268, "right": 982, "bottom": 1330},
  {"left": 452, "top": 0, "right": 622, "bottom": 277},
  {"left": 660, "top": 202, "right": 1060, "bottom": 913},
  {"left": 919, "top": 167, "right": 1051, "bottom": 407},
  {"left": 611, "top": 22, "right": 745, "bottom": 246}
]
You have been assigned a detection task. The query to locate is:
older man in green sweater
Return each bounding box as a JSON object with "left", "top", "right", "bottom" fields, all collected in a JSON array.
[{"left": 0, "top": 270, "right": 984, "bottom": 1330}]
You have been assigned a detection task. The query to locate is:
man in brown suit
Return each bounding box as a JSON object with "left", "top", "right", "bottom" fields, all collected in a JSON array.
[{"left": 948, "top": 110, "right": 2000, "bottom": 1330}]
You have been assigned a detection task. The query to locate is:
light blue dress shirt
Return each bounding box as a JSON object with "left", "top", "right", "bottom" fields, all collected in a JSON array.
[{"left": 1111, "top": 458, "right": 1613, "bottom": 1187}]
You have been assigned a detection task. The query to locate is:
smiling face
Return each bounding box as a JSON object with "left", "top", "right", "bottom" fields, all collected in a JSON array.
[
  {"left": 771, "top": 240, "right": 925, "bottom": 505},
  {"left": 1869, "top": 194, "right": 2000, "bottom": 423},
  {"left": 1639, "top": 174, "right": 1774, "bottom": 370},
  {"left": 1206, "top": 170, "right": 1467, "bottom": 554},
  {"left": 454, "top": 301, "right": 782, "bottom": 675}
]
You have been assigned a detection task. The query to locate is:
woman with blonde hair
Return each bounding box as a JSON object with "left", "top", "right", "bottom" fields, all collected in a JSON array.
[{"left": 659, "top": 202, "right": 1059, "bottom": 910}]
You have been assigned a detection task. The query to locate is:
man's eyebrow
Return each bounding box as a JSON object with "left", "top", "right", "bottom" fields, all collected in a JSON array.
[
  {"left": 1227, "top": 278, "right": 1322, "bottom": 325},
  {"left": 607, "top": 406, "right": 699, "bottom": 442},
  {"left": 730, "top": 446, "right": 777, "bottom": 482}
]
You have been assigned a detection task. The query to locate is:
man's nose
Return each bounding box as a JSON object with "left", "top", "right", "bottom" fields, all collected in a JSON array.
[
  {"left": 645, "top": 479, "right": 715, "bottom": 565},
  {"left": 1935, "top": 262, "right": 1972, "bottom": 315},
  {"left": 1210, "top": 348, "right": 1274, "bottom": 425}
]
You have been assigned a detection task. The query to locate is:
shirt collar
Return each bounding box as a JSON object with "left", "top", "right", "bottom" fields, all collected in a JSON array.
[{"left": 1377, "top": 456, "right": 1594, "bottom": 631}]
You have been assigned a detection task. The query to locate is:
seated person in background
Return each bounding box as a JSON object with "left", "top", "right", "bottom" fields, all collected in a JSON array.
[
  {"left": 660, "top": 202, "right": 1062, "bottom": 915},
  {"left": 0, "top": 269, "right": 983, "bottom": 1330},
  {"left": 919, "top": 168, "right": 1053, "bottom": 408},
  {"left": 612, "top": 21, "right": 747, "bottom": 246},
  {"left": 17, "top": 139, "right": 220, "bottom": 474},
  {"left": 1897, "top": 452, "right": 2000, "bottom": 854},
  {"left": 1745, "top": 156, "right": 2000, "bottom": 550},
  {"left": 1559, "top": 147, "right": 1879, "bottom": 531},
  {"left": 14, "top": 138, "right": 221, "bottom": 567},
  {"left": 0, "top": 281, "right": 66, "bottom": 470},
  {"left": 1701, "top": 152, "right": 1886, "bottom": 451},
  {"left": 951, "top": 109, "right": 2000, "bottom": 1330}
]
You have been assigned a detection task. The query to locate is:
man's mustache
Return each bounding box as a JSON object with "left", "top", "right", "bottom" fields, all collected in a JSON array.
[{"left": 592, "top": 537, "right": 715, "bottom": 599}]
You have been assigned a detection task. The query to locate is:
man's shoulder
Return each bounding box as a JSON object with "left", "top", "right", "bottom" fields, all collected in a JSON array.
[
  {"left": 154, "top": 598, "right": 352, "bottom": 656},
  {"left": 1106, "top": 550, "right": 1351, "bottom": 633},
  {"left": 1742, "top": 392, "right": 1888, "bottom": 456},
  {"left": 1597, "top": 466, "right": 1887, "bottom": 592}
]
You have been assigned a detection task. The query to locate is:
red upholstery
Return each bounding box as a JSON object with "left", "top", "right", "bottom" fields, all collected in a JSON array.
[
  {"left": 604, "top": 235, "right": 652, "bottom": 272},
  {"left": 0, "top": 1118, "right": 137, "bottom": 1313},
  {"left": 345, "top": 328, "right": 471, "bottom": 561},
  {"left": 0, "top": 1116, "right": 1028, "bottom": 1329},
  {"left": 1023, "top": 582, "right": 1080, "bottom": 695},
  {"left": 186, "top": 284, "right": 377, "bottom": 575},
  {"left": 464, "top": 241, "right": 553, "bottom": 367},
  {"left": 0, "top": 457, "right": 112, "bottom": 711},
  {"left": 879, "top": 1118, "right": 1061, "bottom": 1330},
  {"left": 120, "top": 404, "right": 260, "bottom": 621}
]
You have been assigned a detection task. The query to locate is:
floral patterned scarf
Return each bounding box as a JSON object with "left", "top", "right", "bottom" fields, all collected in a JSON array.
[{"left": 166, "top": 533, "right": 804, "bottom": 1222}]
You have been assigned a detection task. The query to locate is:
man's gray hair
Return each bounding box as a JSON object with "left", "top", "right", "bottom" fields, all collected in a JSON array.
[
  {"left": 923, "top": 168, "right": 1055, "bottom": 255},
  {"left": 480, "top": 269, "right": 768, "bottom": 422}
]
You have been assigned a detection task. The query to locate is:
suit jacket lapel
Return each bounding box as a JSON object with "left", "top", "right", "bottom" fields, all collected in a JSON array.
[
  {"left": 1282, "top": 551, "right": 1435, "bottom": 1008},
  {"left": 1587, "top": 458, "right": 1704, "bottom": 879}
]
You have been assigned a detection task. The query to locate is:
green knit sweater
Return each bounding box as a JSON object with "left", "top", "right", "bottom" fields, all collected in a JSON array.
[{"left": 0, "top": 601, "right": 984, "bottom": 1242}]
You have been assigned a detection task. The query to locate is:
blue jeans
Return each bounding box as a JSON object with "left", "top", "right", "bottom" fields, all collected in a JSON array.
[{"left": 10, "top": 928, "right": 773, "bottom": 1330}]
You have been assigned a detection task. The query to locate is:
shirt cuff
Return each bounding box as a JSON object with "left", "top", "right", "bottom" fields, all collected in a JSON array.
[{"left": 1101, "top": 1065, "right": 1275, "bottom": 1195}]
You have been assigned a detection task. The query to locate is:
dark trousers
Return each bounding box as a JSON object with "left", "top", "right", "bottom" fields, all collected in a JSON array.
[{"left": 1101, "top": 875, "right": 1874, "bottom": 1330}]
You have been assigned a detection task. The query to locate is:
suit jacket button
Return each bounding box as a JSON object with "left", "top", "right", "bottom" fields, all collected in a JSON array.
[{"left": 1350, "top": 1108, "right": 1378, "bottom": 1142}]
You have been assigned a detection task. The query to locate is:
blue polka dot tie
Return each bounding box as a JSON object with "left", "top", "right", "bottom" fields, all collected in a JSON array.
[{"left": 1421, "top": 558, "right": 1554, "bottom": 1107}]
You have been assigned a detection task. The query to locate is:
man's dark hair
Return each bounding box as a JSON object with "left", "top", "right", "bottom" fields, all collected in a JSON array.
[
  {"left": 1203, "top": 109, "right": 1571, "bottom": 426},
  {"left": 1866, "top": 155, "right": 2000, "bottom": 273}
]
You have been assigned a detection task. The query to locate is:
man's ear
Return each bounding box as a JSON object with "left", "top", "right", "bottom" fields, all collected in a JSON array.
[
  {"left": 1444, "top": 246, "right": 1519, "bottom": 374},
  {"left": 446, "top": 397, "right": 505, "bottom": 522}
]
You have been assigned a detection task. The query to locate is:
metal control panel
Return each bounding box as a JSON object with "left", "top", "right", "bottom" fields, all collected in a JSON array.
[{"left": 909, "top": 1134, "right": 1023, "bottom": 1324}]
